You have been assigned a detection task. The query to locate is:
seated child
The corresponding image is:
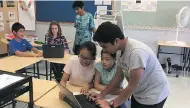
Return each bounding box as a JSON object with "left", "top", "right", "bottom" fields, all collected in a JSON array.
[
  {"left": 9, "top": 22, "right": 42, "bottom": 57},
  {"left": 9, "top": 22, "right": 42, "bottom": 73},
  {"left": 94, "top": 50, "right": 123, "bottom": 95},
  {"left": 45, "top": 21, "right": 70, "bottom": 82},
  {"left": 59, "top": 41, "right": 96, "bottom": 95}
]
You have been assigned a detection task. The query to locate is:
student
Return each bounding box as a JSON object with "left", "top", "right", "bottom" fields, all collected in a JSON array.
[
  {"left": 45, "top": 21, "right": 70, "bottom": 82},
  {"left": 89, "top": 22, "right": 169, "bottom": 108},
  {"left": 94, "top": 50, "right": 123, "bottom": 95},
  {"left": 59, "top": 41, "right": 96, "bottom": 95},
  {"left": 72, "top": 1, "right": 96, "bottom": 55},
  {"left": 9, "top": 22, "right": 42, "bottom": 57}
]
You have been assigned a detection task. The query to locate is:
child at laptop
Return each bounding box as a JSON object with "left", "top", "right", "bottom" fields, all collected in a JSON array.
[
  {"left": 94, "top": 50, "right": 123, "bottom": 95},
  {"left": 59, "top": 41, "right": 96, "bottom": 96},
  {"left": 45, "top": 21, "right": 70, "bottom": 82}
]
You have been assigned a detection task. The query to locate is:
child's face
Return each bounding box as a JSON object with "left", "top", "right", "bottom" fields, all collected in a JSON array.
[
  {"left": 13, "top": 28, "right": 25, "bottom": 38},
  {"left": 74, "top": 7, "right": 84, "bottom": 16},
  {"left": 79, "top": 48, "right": 94, "bottom": 67},
  {"left": 101, "top": 53, "right": 114, "bottom": 69},
  {"left": 51, "top": 25, "right": 58, "bottom": 36}
]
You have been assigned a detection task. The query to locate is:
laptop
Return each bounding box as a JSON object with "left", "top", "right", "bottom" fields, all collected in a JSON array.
[
  {"left": 56, "top": 82, "right": 99, "bottom": 108},
  {"left": 42, "top": 45, "right": 64, "bottom": 58}
]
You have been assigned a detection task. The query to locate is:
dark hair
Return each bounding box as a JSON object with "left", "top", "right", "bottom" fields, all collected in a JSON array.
[
  {"left": 79, "top": 41, "right": 97, "bottom": 58},
  {"left": 48, "top": 21, "right": 62, "bottom": 36},
  {"left": 93, "top": 21, "right": 124, "bottom": 44},
  {"left": 101, "top": 50, "right": 116, "bottom": 59},
  {"left": 72, "top": 1, "right": 84, "bottom": 9},
  {"left": 12, "top": 22, "right": 25, "bottom": 33}
]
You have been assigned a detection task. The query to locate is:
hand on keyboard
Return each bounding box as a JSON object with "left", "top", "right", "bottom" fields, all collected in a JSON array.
[
  {"left": 96, "top": 100, "right": 111, "bottom": 108},
  {"left": 80, "top": 84, "right": 90, "bottom": 95},
  {"left": 88, "top": 92, "right": 103, "bottom": 101},
  {"left": 59, "top": 91, "right": 65, "bottom": 100}
]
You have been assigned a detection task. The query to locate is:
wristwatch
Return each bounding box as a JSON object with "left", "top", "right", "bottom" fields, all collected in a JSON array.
[{"left": 109, "top": 101, "right": 114, "bottom": 108}]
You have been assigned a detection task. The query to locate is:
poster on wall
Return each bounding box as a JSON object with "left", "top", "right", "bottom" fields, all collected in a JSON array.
[
  {"left": 0, "top": 22, "right": 4, "bottom": 31},
  {"left": 6, "top": 1, "right": 15, "bottom": 7},
  {"left": 0, "top": 1, "right": 3, "bottom": 7},
  {"left": 121, "top": 0, "right": 157, "bottom": 12},
  {"left": 8, "top": 12, "right": 15, "bottom": 20},
  {"left": 18, "top": 0, "right": 35, "bottom": 30},
  {"left": 0, "top": 12, "right": 3, "bottom": 20}
]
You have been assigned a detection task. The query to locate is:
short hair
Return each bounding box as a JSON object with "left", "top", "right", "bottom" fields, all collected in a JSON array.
[
  {"left": 48, "top": 21, "right": 62, "bottom": 36},
  {"left": 12, "top": 22, "right": 25, "bottom": 33},
  {"left": 79, "top": 41, "right": 97, "bottom": 58},
  {"left": 72, "top": 1, "right": 84, "bottom": 9},
  {"left": 93, "top": 21, "right": 124, "bottom": 44},
  {"left": 101, "top": 50, "right": 116, "bottom": 59}
]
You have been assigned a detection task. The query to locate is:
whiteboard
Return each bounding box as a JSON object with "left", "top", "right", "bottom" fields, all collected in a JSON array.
[{"left": 18, "top": 0, "right": 35, "bottom": 30}]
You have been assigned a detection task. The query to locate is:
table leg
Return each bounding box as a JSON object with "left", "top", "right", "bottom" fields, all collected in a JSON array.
[
  {"left": 37, "top": 62, "right": 40, "bottom": 79},
  {"left": 33, "top": 64, "right": 36, "bottom": 77},
  {"left": 45, "top": 61, "right": 48, "bottom": 80},
  {"left": 50, "top": 63, "right": 52, "bottom": 81},
  {"left": 12, "top": 100, "right": 16, "bottom": 108},
  {"left": 157, "top": 45, "right": 161, "bottom": 58},
  {"left": 28, "top": 78, "right": 34, "bottom": 108}
]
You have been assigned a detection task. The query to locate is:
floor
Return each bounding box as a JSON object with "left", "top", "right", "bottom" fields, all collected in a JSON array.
[{"left": 4, "top": 62, "right": 190, "bottom": 108}]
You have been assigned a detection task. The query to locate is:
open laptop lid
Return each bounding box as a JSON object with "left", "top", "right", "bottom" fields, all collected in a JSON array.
[{"left": 56, "top": 81, "right": 82, "bottom": 108}]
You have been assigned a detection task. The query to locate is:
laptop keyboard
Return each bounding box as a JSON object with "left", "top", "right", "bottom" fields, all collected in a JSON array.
[{"left": 75, "top": 95, "right": 100, "bottom": 108}]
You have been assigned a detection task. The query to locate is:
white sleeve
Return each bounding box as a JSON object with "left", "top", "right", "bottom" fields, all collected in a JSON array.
[{"left": 129, "top": 49, "right": 149, "bottom": 71}]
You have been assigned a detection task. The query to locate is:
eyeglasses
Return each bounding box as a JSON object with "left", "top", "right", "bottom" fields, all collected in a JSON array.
[{"left": 78, "top": 55, "right": 94, "bottom": 62}]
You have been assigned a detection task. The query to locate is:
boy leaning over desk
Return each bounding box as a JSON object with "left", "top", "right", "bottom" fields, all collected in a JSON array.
[{"left": 8, "top": 22, "right": 42, "bottom": 73}]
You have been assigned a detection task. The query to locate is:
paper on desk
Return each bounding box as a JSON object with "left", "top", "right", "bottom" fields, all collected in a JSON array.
[
  {"left": 73, "top": 91, "right": 117, "bottom": 102},
  {"left": 0, "top": 74, "right": 24, "bottom": 89}
]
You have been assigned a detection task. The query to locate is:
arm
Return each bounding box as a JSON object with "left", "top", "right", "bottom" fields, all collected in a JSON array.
[
  {"left": 60, "top": 72, "right": 70, "bottom": 87},
  {"left": 100, "top": 66, "right": 123, "bottom": 97},
  {"left": 93, "top": 28, "right": 96, "bottom": 33},
  {"left": 15, "top": 50, "right": 36, "bottom": 57},
  {"left": 112, "top": 68, "right": 144, "bottom": 107},
  {"left": 90, "top": 14, "right": 96, "bottom": 33},
  {"left": 94, "top": 69, "right": 106, "bottom": 91},
  {"left": 32, "top": 47, "right": 41, "bottom": 54},
  {"left": 62, "top": 36, "right": 70, "bottom": 53}
]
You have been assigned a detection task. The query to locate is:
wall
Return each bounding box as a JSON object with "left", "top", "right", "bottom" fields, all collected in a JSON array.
[{"left": 25, "top": 22, "right": 190, "bottom": 65}]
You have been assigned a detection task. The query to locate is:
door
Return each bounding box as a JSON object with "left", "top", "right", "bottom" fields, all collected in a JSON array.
[{"left": 0, "top": 1, "right": 18, "bottom": 54}]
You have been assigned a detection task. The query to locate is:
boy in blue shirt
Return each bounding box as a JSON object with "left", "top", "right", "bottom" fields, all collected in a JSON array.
[
  {"left": 9, "top": 22, "right": 42, "bottom": 57},
  {"left": 72, "top": 1, "right": 96, "bottom": 55}
]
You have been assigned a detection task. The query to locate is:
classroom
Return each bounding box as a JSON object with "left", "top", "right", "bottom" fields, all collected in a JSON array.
[{"left": 0, "top": 0, "right": 190, "bottom": 108}]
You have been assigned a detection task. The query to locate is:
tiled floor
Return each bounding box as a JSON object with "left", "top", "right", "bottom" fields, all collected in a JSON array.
[{"left": 4, "top": 62, "right": 190, "bottom": 108}]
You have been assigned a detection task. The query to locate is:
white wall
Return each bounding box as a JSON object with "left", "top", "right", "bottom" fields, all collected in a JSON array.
[{"left": 25, "top": 23, "right": 190, "bottom": 65}]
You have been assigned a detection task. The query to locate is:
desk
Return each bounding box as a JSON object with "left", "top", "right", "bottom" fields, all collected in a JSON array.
[
  {"left": 34, "top": 84, "right": 82, "bottom": 108},
  {"left": 0, "top": 56, "right": 42, "bottom": 73},
  {"left": 0, "top": 71, "right": 33, "bottom": 108},
  {"left": 16, "top": 79, "right": 56, "bottom": 103},
  {"left": 157, "top": 40, "right": 190, "bottom": 76}
]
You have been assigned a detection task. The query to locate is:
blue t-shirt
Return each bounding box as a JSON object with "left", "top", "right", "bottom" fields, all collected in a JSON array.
[
  {"left": 9, "top": 39, "right": 33, "bottom": 55},
  {"left": 95, "top": 62, "right": 117, "bottom": 85},
  {"left": 74, "top": 12, "right": 95, "bottom": 45}
]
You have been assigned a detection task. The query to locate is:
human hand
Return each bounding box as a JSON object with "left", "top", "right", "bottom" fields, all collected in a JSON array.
[
  {"left": 96, "top": 100, "right": 110, "bottom": 108},
  {"left": 80, "top": 84, "right": 90, "bottom": 95},
  {"left": 88, "top": 92, "right": 103, "bottom": 101},
  {"left": 59, "top": 91, "right": 65, "bottom": 100}
]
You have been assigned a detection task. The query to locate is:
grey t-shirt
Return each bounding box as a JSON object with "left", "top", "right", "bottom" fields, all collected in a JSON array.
[{"left": 117, "top": 38, "right": 169, "bottom": 105}]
